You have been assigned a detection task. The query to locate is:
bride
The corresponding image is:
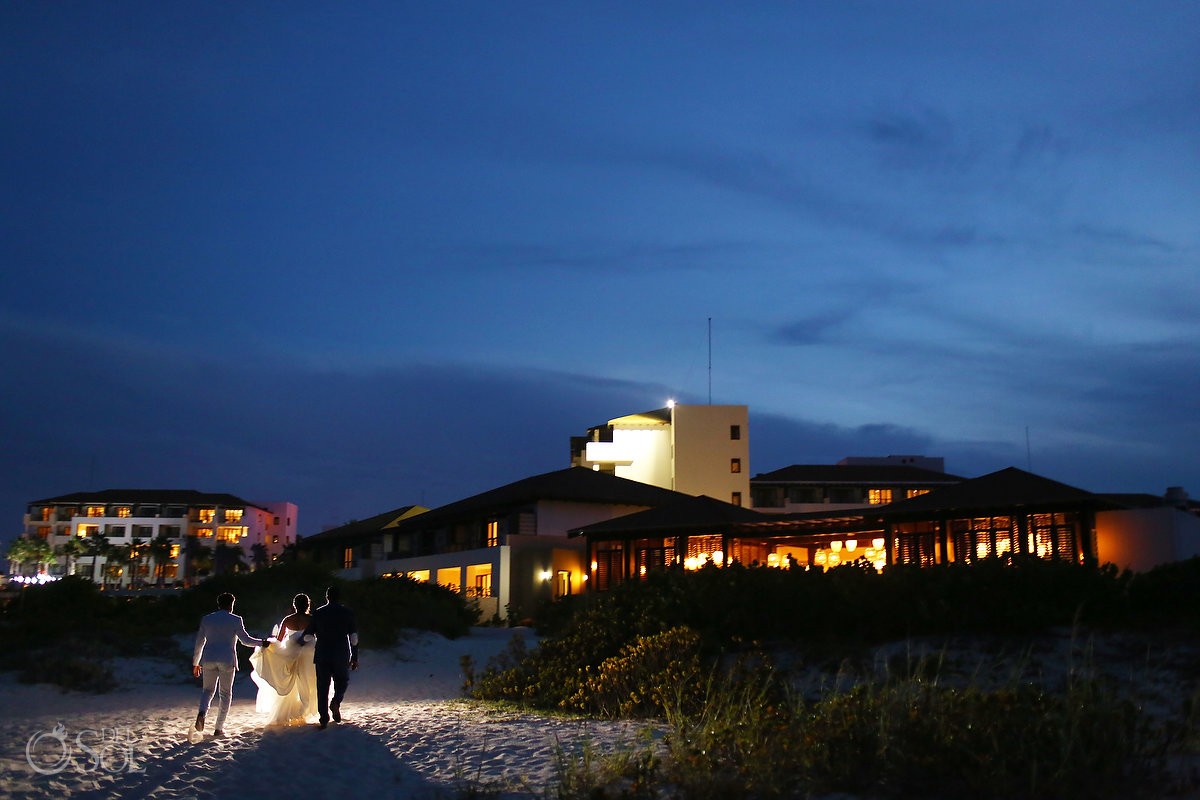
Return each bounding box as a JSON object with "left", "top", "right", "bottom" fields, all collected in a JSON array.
[{"left": 250, "top": 593, "right": 317, "bottom": 726}]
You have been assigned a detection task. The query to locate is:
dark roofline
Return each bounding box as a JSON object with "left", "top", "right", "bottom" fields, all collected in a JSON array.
[
  {"left": 382, "top": 468, "right": 692, "bottom": 534},
  {"left": 570, "top": 494, "right": 768, "bottom": 537},
  {"left": 878, "top": 466, "right": 1113, "bottom": 518},
  {"left": 28, "top": 489, "right": 272, "bottom": 513},
  {"left": 751, "top": 464, "right": 964, "bottom": 485},
  {"left": 303, "top": 505, "right": 426, "bottom": 544}
]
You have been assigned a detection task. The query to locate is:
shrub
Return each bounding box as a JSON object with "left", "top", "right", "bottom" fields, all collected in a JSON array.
[{"left": 566, "top": 627, "right": 703, "bottom": 718}]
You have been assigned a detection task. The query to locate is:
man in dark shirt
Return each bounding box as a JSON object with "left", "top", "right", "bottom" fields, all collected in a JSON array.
[{"left": 296, "top": 584, "right": 359, "bottom": 729}]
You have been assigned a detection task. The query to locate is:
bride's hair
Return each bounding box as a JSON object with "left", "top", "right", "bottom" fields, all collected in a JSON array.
[{"left": 293, "top": 593, "right": 310, "bottom": 613}]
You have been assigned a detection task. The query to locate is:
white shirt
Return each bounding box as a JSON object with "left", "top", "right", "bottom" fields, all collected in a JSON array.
[{"left": 193, "top": 609, "right": 261, "bottom": 667}]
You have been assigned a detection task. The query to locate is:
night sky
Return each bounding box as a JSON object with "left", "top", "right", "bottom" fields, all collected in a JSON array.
[{"left": 3, "top": 2, "right": 1197, "bottom": 542}]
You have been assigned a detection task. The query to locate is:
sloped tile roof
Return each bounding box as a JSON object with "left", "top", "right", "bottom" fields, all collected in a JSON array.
[
  {"left": 388, "top": 467, "right": 690, "bottom": 531},
  {"left": 304, "top": 505, "right": 427, "bottom": 543},
  {"left": 878, "top": 467, "right": 1110, "bottom": 518},
  {"left": 751, "top": 464, "right": 964, "bottom": 484},
  {"left": 570, "top": 494, "right": 768, "bottom": 537}
]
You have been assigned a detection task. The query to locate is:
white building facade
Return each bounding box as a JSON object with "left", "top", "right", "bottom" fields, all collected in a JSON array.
[
  {"left": 570, "top": 403, "right": 751, "bottom": 506},
  {"left": 22, "top": 490, "right": 297, "bottom": 586}
]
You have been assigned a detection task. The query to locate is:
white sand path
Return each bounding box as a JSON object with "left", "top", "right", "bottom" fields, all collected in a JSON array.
[{"left": 0, "top": 627, "right": 655, "bottom": 800}]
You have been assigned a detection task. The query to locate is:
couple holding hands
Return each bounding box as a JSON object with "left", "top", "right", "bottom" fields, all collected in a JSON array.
[{"left": 192, "top": 585, "right": 359, "bottom": 738}]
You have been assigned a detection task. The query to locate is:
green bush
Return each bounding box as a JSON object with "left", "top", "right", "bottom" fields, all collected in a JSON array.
[{"left": 566, "top": 627, "right": 703, "bottom": 718}]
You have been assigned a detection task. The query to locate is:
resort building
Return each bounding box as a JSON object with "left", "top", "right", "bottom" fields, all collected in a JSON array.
[
  {"left": 750, "top": 459, "right": 964, "bottom": 513},
  {"left": 571, "top": 467, "right": 1200, "bottom": 587},
  {"left": 22, "top": 489, "right": 297, "bottom": 586},
  {"left": 301, "top": 467, "right": 688, "bottom": 621},
  {"left": 570, "top": 403, "right": 750, "bottom": 506}
]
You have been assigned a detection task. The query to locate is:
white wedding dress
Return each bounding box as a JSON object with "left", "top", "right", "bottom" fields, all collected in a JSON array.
[{"left": 250, "top": 625, "right": 317, "bottom": 726}]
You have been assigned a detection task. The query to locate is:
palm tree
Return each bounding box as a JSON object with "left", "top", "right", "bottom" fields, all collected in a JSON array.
[
  {"left": 6, "top": 536, "right": 32, "bottom": 575},
  {"left": 278, "top": 537, "right": 301, "bottom": 564},
  {"left": 184, "top": 535, "right": 212, "bottom": 585},
  {"left": 146, "top": 534, "right": 173, "bottom": 587},
  {"left": 213, "top": 542, "right": 247, "bottom": 576},
  {"left": 126, "top": 538, "right": 145, "bottom": 588},
  {"left": 251, "top": 543, "right": 270, "bottom": 571},
  {"left": 82, "top": 529, "right": 111, "bottom": 585},
  {"left": 25, "top": 537, "right": 53, "bottom": 576},
  {"left": 56, "top": 537, "right": 83, "bottom": 578}
]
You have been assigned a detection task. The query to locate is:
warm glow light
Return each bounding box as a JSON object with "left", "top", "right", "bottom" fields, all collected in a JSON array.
[
  {"left": 872, "top": 538, "right": 885, "bottom": 550},
  {"left": 666, "top": 398, "right": 676, "bottom": 408},
  {"left": 639, "top": 565, "right": 646, "bottom": 576},
  {"left": 684, "top": 556, "right": 699, "bottom": 570},
  {"left": 582, "top": 574, "right": 588, "bottom": 581},
  {"left": 767, "top": 553, "right": 779, "bottom": 567},
  {"left": 828, "top": 553, "right": 841, "bottom": 567},
  {"left": 712, "top": 550, "right": 724, "bottom": 566},
  {"left": 814, "top": 550, "right": 827, "bottom": 566},
  {"left": 590, "top": 561, "right": 598, "bottom": 571},
  {"left": 539, "top": 570, "right": 552, "bottom": 581},
  {"left": 830, "top": 541, "right": 843, "bottom": 553},
  {"left": 874, "top": 559, "right": 886, "bottom": 571},
  {"left": 845, "top": 539, "right": 857, "bottom": 552}
]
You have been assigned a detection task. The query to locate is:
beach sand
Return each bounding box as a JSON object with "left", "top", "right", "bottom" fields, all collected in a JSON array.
[{"left": 0, "top": 627, "right": 654, "bottom": 799}]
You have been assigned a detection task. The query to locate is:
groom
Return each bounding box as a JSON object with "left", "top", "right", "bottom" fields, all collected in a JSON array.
[
  {"left": 296, "top": 585, "right": 359, "bottom": 729},
  {"left": 192, "top": 592, "right": 270, "bottom": 737}
]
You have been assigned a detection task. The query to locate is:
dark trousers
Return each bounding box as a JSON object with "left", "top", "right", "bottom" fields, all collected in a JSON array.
[{"left": 315, "top": 658, "right": 350, "bottom": 723}]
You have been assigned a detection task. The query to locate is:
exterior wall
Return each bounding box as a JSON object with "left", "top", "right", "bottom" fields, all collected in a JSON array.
[
  {"left": 259, "top": 501, "right": 299, "bottom": 560},
  {"left": 671, "top": 405, "right": 750, "bottom": 504},
  {"left": 358, "top": 498, "right": 627, "bottom": 621},
  {"left": 583, "top": 429, "right": 672, "bottom": 484},
  {"left": 605, "top": 427, "right": 672, "bottom": 488},
  {"left": 365, "top": 537, "right": 586, "bottom": 623},
  {"left": 1095, "top": 508, "right": 1200, "bottom": 573},
  {"left": 577, "top": 404, "right": 750, "bottom": 504},
  {"left": 535, "top": 500, "right": 655, "bottom": 540}
]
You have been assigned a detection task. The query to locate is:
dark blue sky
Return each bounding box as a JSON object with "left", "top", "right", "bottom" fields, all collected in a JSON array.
[{"left": 3, "top": 2, "right": 1197, "bottom": 538}]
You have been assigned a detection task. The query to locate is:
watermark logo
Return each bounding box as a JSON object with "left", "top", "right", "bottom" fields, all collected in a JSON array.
[{"left": 25, "top": 722, "right": 142, "bottom": 775}]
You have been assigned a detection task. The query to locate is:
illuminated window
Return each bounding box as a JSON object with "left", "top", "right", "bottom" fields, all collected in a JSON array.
[
  {"left": 474, "top": 572, "right": 492, "bottom": 597},
  {"left": 197, "top": 509, "right": 216, "bottom": 523},
  {"left": 217, "top": 526, "right": 246, "bottom": 544},
  {"left": 731, "top": 492, "right": 742, "bottom": 507},
  {"left": 731, "top": 458, "right": 742, "bottom": 474},
  {"left": 486, "top": 520, "right": 499, "bottom": 547},
  {"left": 39, "top": 507, "right": 52, "bottom": 522},
  {"left": 907, "top": 489, "right": 930, "bottom": 499},
  {"left": 37, "top": 526, "right": 51, "bottom": 538},
  {"left": 169, "top": 545, "right": 181, "bottom": 558},
  {"left": 116, "top": 507, "right": 132, "bottom": 518},
  {"left": 192, "top": 527, "right": 214, "bottom": 538},
  {"left": 343, "top": 547, "right": 354, "bottom": 569},
  {"left": 224, "top": 509, "right": 243, "bottom": 522},
  {"left": 86, "top": 506, "right": 105, "bottom": 517},
  {"left": 730, "top": 425, "right": 741, "bottom": 440},
  {"left": 408, "top": 570, "right": 430, "bottom": 582},
  {"left": 868, "top": 489, "right": 894, "bottom": 505},
  {"left": 77, "top": 524, "right": 99, "bottom": 538}
]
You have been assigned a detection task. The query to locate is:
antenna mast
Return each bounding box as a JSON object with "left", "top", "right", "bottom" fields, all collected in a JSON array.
[{"left": 707, "top": 317, "right": 712, "bottom": 404}]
